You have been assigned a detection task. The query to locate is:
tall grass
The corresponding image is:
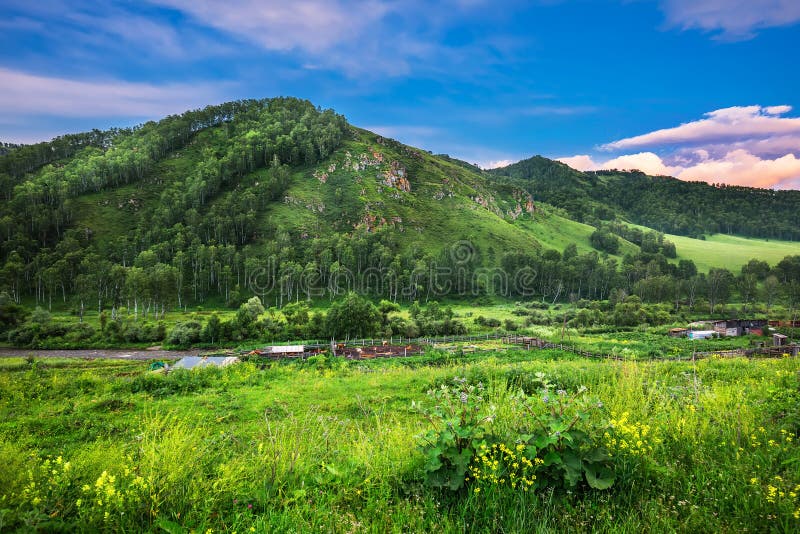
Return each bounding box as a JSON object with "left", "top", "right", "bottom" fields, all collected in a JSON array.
[{"left": 0, "top": 354, "right": 798, "bottom": 531}]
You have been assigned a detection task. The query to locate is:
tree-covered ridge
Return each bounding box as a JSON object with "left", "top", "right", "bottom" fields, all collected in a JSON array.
[
  {"left": 488, "top": 158, "right": 800, "bottom": 240},
  {"left": 0, "top": 98, "right": 351, "bottom": 309},
  {"left": 592, "top": 171, "right": 800, "bottom": 240},
  {"left": 0, "top": 98, "right": 548, "bottom": 314}
]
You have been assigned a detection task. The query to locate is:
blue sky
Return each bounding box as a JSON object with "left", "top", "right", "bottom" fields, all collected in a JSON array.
[{"left": 2, "top": 0, "right": 800, "bottom": 188}]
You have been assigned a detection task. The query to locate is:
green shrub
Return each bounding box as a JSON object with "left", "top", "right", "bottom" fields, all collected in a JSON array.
[
  {"left": 415, "top": 378, "right": 496, "bottom": 490},
  {"left": 166, "top": 321, "right": 202, "bottom": 346}
]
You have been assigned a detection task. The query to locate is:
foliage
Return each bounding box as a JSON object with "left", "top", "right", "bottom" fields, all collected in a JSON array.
[
  {"left": 415, "top": 378, "right": 496, "bottom": 490},
  {"left": 590, "top": 228, "right": 620, "bottom": 254},
  {"left": 324, "top": 292, "right": 381, "bottom": 339},
  {"left": 1, "top": 354, "right": 800, "bottom": 531},
  {"left": 514, "top": 383, "right": 615, "bottom": 491},
  {"left": 490, "top": 158, "right": 800, "bottom": 240},
  {"left": 416, "top": 375, "right": 615, "bottom": 495},
  {"left": 165, "top": 321, "right": 202, "bottom": 346},
  {"left": 410, "top": 301, "right": 467, "bottom": 336}
]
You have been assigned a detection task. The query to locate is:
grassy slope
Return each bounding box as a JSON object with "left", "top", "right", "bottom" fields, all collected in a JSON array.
[
  {"left": 514, "top": 210, "right": 638, "bottom": 259},
  {"left": 671, "top": 233, "right": 800, "bottom": 272},
  {"left": 263, "top": 130, "right": 544, "bottom": 257},
  {"left": 629, "top": 224, "right": 800, "bottom": 272},
  {"left": 69, "top": 127, "right": 220, "bottom": 248}
]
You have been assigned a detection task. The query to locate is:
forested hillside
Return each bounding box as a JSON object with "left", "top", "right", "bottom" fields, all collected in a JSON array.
[
  {"left": 0, "top": 98, "right": 550, "bottom": 314},
  {"left": 0, "top": 98, "right": 799, "bottom": 328},
  {"left": 489, "top": 158, "right": 800, "bottom": 240}
]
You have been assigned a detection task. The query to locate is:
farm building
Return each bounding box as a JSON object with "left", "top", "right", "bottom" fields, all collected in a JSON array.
[
  {"left": 773, "top": 333, "right": 789, "bottom": 347},
  {"left": 669, "top": 328, "right": 688, "bottom": 338},
  {"left": 688, "top": 330, "right": 717, "bottom": 340},
  {"left": 267, "top": 345, "right": 305, "bottom": 357},
  {"left": 711, "top": 319, "right": 768, "bottom": 337}
]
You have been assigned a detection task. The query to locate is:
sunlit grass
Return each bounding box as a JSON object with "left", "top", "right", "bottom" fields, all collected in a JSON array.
[{"left": 1, "top": 352, "right": 799, "bottom": 531}]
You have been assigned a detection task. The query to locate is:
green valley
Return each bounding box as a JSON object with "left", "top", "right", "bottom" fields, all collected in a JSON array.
[{"left": 0, "top": 98, "right": 799, "bottom": 351}]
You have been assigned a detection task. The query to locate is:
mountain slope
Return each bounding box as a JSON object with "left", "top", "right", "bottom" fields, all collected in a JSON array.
[
  {"left": 488, "top": 158, "right": 800, "bottom": 240},
  {"left": 1, "top": 98, "right": 798, "bottom": 312},
  {"left": 0, "top": 98, "right": 585, "bottom": 307}
]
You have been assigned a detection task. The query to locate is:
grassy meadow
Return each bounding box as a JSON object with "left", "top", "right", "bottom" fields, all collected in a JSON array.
[
  {"left": 1, "top": 348, "right": 799, "bottom": 532},
  {"left": 627, "top": 224, "right": 800, "bottom": 273}
]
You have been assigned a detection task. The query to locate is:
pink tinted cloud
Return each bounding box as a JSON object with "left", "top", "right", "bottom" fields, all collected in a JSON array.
[
  {"left": 559, "top": 152, "right": 680, "bottom": 177},
  {"left": 601, "top": 105, "right": 800, "bottom": 151},
  {"left": 558, "top": 150, "right": 800, "bottom": 189}
]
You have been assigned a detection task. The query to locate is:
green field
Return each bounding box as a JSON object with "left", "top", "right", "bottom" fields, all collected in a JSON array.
[
  {"left": 1, "top": 346, "right": 799, "bottom": 532},
  {"left": 628, "top": 224, "right": 800, "bottom": 272},
  {"left": 515, "top": 211, "right": 638, "bottom": 259},
  {"left": 671, "top": 233, "right": 800, "bottom": 272}
]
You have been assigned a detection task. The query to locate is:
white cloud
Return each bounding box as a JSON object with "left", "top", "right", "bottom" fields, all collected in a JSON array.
[
  {"left": 558, "top": 152, "right": 680, "bottom": 177},
  {"left": 148, "top": 0, "right": 390, "bottom": 54},
  {"left": 0, "top": 67, "right": 232, "bottom": 118},
  {"left": 557, "top": 155, "right": 596, "bottom": 172},
  {"left": 602, "top": 105, "right": 800, "bottom": 151},
  {"left": 660, "top": 0, "right": 800, "bottom": 39},
  {"left": 480, "top": 159, "right": 514, "bottom": 169}
]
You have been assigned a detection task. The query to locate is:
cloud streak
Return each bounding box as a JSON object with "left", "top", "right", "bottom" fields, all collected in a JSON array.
[
  {"left": 601, "top": 105, "right": 800, "bottom": 151},
  {"left": 149, "top": 0, "right": 390, "bottom": 54},
  {"left": 0, "top": 67, "right": 232, "bottom": 119},
  {"left": 659, "top": 0, "right": 800, "bottom": 39}
]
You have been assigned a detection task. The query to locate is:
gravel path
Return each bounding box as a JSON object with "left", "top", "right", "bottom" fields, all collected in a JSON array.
[{"left": 0, "top": 348, "right": 197, "bottom": 360}]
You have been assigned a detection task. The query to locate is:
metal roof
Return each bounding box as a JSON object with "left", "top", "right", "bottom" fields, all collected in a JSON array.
[{"left": 269, "top": 345, "right": 305, "bottom": 353}]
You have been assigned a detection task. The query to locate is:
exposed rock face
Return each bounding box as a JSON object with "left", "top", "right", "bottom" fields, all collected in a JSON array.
[
  {"left": 508, "top": 204, "right": 523, "bottom": 220},
  {"left": 345, "top": 150, "right": 383, "bottom": 171},
  {"left": 355, "top": 213, "right": 404, "bottom": 233},
  {"left": 512, "top": 190, "right": 536, "bottom": 214},
  {"left": 473, "top": 195, "right": 490, "bottom": 208},
  {"left": 383, "top": 161, "right": 411, "bottom": 192}
]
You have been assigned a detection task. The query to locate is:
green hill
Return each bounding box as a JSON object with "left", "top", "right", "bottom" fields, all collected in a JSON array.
[{"left": 0, "top": 98, "right": 798, "bottom": 315}]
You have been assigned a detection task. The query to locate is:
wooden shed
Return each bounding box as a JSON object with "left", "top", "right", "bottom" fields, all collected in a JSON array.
[
  {"left": 773, "top": 334, "right": 789, "bottom": 347},
  {"left": 669, "top": 328, "right": 688, "bottom": 338}
]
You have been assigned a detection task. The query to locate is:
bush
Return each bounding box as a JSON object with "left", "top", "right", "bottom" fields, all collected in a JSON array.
[
  {"left": 416, "top": 377, "right": 617, "bottom": 495},
  {"left": 65, "top": 323, "right": 95, "bottom": 342},
  {"left": 166, "top": 321, "right": 202, "bottom": 346},
  {"left": 324, "top": 292, "right": 381, "bottom": 339},
  {"left": 415, "top": 378, "right": 495, "bottom": 490},
  {"left": 475, "top": 316, "right": 501, "bottom": 328}
]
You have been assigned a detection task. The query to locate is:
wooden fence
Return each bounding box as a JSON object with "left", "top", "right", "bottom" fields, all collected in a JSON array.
[{"left": 245, "top": 332, "right": 798, "bottom": 363}]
